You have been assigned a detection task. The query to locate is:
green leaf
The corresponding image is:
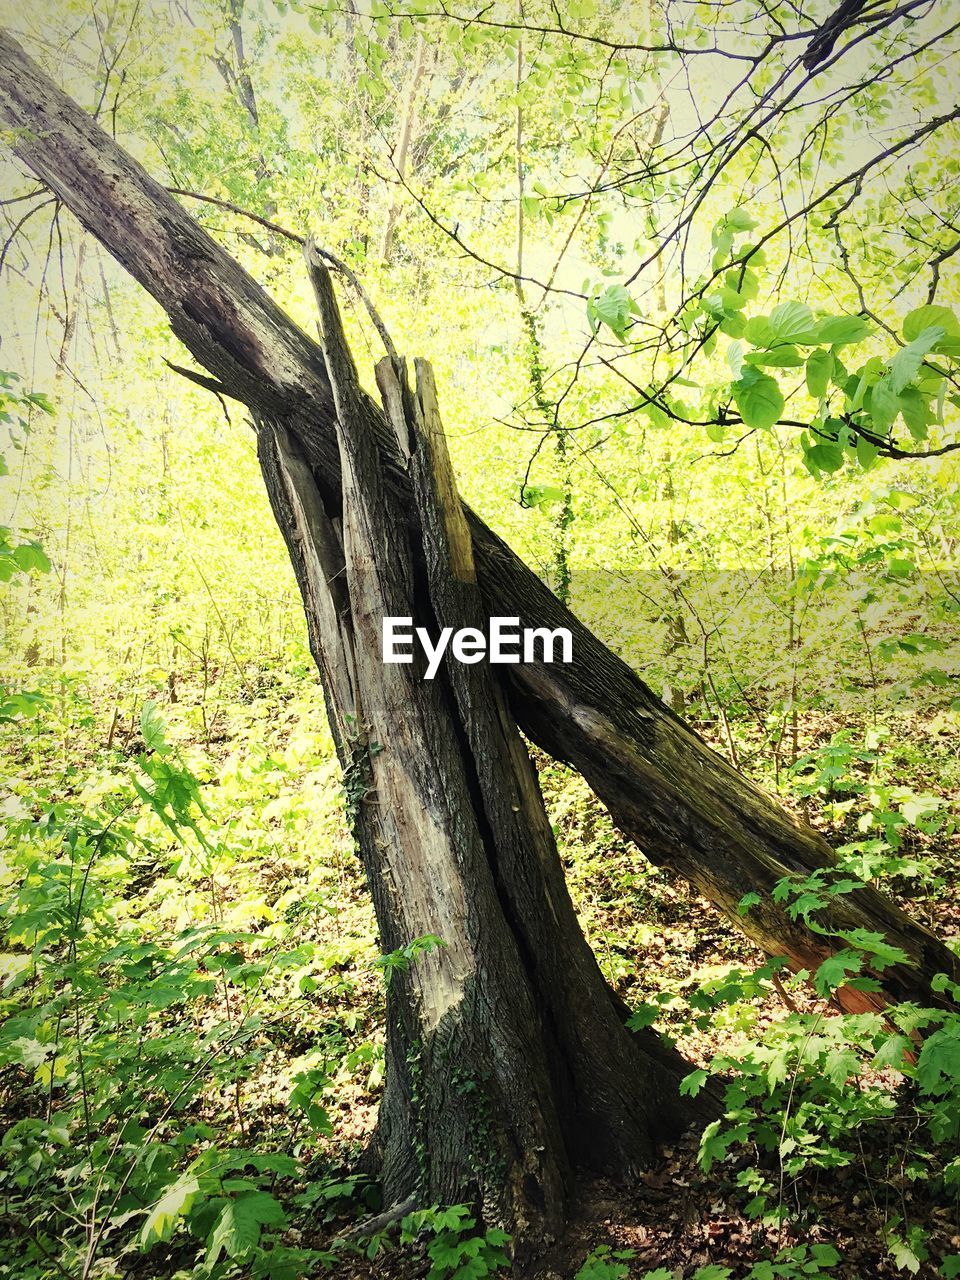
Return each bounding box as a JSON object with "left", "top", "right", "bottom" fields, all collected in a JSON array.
[
  {"left": 766, "top": 301, "right": 819, "bottom": 344},
  {"left": 588, "top": 285, "right": 637, "bottom": 340},
  {"left": 888, "top": 326, "right": 945, "bottom": 394},
  {"left": 206, "top": 1192, "right": 286, "bottom": 1265},
  {"left": 824, "top": 1045, "right": 859, "bottom": 1087},
  {"left": 140, "top": 700, "right": 168, "bottom": 754},
  {"left": 899, "top": 387, "right": 931, "bottom": 440},
  {"left": 814, "top": 949, "right": 863, "bottom": 995},
  {"left": 870, "top": 376, "right": 902, "bottom": 430},
  {"left": 140, "top": 1177, "right": 200, "bottom": 1247},
  {"left": 916, "top": 1025, "right": 960, "bottom": 1096},
  {"left": 816, "top": 314, "right": 871, "bottom": 346},
  {"left": 902, "top": 304, "right": 960, "bottom": 342},
  {"left": 873, "top": 1034, "right": 912, "bottom": 1071},
  {"left": 806, "top": 348, "right": 834, "bottom": 398},
  {"left": 902, "top": 794, "right": 940, "bottom": 825},
  {"left": 732, "top": 367, "right": 784, "bottom": 429},
  {"left": 942, "top": 1255, "right": 960, "bottom": 1279},
  {"left": 724, "top": 208, "right": 757, "bottom": 232},
  {"left": 11, "top": 541, "right": 51, "bottom": 573},
  {"left": 836, "top": 928, "right": 911, "bottom": 970},
  {"left": 522, "top": 483, "right": 567, "bottom": 508},
  {"left": 627, "top": 1003, "right": 660, "bottom": 1031},
  {"left": 7, "top": 1036, "right": 47, "bottom": 1069},
  {"left": 744, "top": 346, "right": 804, "bottom": 368},
  {"left": 886, "top": 1229, "right": 925, "bottom": 1275},
  {"left": 680, "top": 1068, "right": 709, "bottom": 1096},
  {"left": 856, "top": 434, "right": 879, "bottom": 470},
  {"left": 804, "top": 441, "right": 844, "bottom": 476}
]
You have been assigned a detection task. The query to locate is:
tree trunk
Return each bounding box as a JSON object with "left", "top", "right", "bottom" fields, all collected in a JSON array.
[
  {"left": 0, "top": 29, "right": 955, "bottom": 1016},
  {"left": 254, "top": 251, "right": 704, "bottom": 1252}
]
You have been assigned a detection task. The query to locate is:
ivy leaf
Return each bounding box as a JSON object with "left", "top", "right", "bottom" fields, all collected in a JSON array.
[{"left": 732, "top": 367, "right": 784, "bottom": 429}]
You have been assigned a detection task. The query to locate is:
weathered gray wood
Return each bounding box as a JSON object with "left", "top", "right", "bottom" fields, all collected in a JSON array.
[
  {"left": 296, "top": 253, "right": 577, "bottom": 1249},
  {"left": 1, "top": 28, "right": 955, "bottom": 1014},
  {"left": 379, "top": 353, "right": 710, "bottom": 1177}
]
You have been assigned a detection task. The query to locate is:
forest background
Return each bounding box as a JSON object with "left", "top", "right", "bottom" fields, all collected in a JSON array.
[{"left": 1, "top": 0, "right": 960, "bottom": 1277}]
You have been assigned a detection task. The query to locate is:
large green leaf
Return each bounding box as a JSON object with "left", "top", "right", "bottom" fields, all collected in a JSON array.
[
  {"left": 815, "top": 314, "right": 871, "bottom": 346},
  {"left": 899, "top": 387, "right": 931, "bottom": 439},
  {"left": 587, "top": 285, "right": 637, "bottom": 340},
  {"left": 140, "top": 700, "right": 168, "bottom": 754},
  {"left": 888, "top": 325, "right": 945, "bottom": 393},
  {"left": 10, "top": 541, "right": 51, "bottom": 574},
  {"left": 869, "top": 376, "right": 902, "bottom": 431},
  {"left": 743, "top": 346, "right": 804, "bottom": 368},
  {"left": 765, "top": 301, "right": 820, "bottom": 345},
  {"left": 140, "top": 1177, "right": 200, "bottom": 1247},
  {"left": 902, "top": 303, "right": 960, "bottom": 342},
  {"left": 206, "top": 1191, "right": 286, "bottom": 1265},
  {"left": 805, "top": 348, "right": 834, "bottom": 397},
  {"left": 732, "top": 367, "right": 784, "bottom": 429}
]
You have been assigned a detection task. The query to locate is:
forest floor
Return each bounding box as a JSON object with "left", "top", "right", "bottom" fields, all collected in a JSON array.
[
  {"left": 298, "top": 723, "right": 960, "bottom": 1279},
  {"left": 4, "top": 679, "right": 959, "bottom": 1280}
]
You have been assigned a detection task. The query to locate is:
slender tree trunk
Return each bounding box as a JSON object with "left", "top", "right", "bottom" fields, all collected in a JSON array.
[
  {"left": 380, "top": 35, "right": 428, "bottom": 263},
  {"left": 0, "top": 29, "right": 955, "bottom": 1016}
]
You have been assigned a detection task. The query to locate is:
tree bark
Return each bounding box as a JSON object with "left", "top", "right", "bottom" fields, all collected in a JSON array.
[
  {"left": 255, "top": 251, "right": 705, "bottom": 1252},
  {"left": 0, "top": 29, "right": 955, "bottom": 1016}
]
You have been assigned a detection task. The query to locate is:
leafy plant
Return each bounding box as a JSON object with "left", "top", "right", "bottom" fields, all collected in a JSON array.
[
  {"left": 576, "top": 1243, "right": 636, "bottom": 1279},
  {"left": 397, "top": 1204, "right": 511, "bottom": 1279}
]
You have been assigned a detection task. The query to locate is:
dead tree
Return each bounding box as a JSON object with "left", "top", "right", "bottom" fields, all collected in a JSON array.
[
  {"left": 0, "top": 30, "right": 955, "bottom": 1035},
  {"left": 259, "top": 249, "right": 707, "bottom": 1248}
]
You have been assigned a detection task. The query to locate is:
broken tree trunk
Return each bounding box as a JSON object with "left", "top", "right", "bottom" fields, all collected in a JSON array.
[
  {"left": 0, "top": 29, "right": 955, "bottom": 1013},
  {"left": 257, "top": 250, "right": 706, "bottom": 1251}
]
